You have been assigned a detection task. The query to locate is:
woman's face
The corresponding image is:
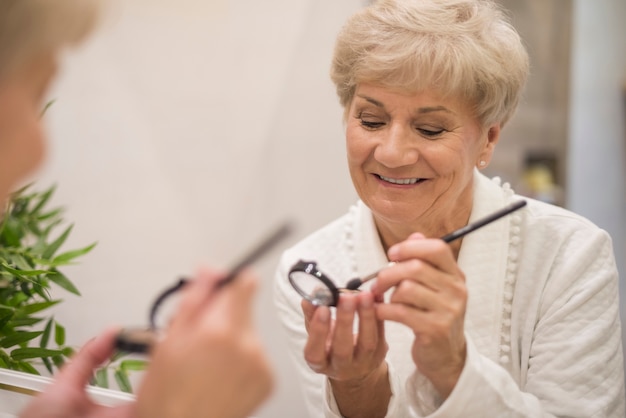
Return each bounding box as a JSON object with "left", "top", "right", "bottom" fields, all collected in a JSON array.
[
  {"left": 0, "top": 52, "right": 57, "bottom": 202},
  {"left": 346, "top": 83, "right": 499, "bottom": 241}
]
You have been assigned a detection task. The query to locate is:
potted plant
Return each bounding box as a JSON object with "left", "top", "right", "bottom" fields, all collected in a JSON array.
[{"left": 0, "top": 184, "right": 145, "bottom": 392}]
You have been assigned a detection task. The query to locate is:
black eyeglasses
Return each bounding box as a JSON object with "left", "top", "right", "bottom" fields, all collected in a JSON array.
[
  {"left": 115, "top": 221, "right": 293, "bottom": 354},
  {"left": 288, "top": 200, "right": 526, "bottom": 307}
]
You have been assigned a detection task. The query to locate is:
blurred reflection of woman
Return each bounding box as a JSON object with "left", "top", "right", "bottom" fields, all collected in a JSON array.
[{"left": 0, "top": 2, "right": 273, "bottom": 417}]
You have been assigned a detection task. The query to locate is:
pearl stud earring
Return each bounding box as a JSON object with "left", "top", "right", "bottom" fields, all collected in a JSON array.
[{"left": 479, "top": 160, "right": 486, "bottom": 167}]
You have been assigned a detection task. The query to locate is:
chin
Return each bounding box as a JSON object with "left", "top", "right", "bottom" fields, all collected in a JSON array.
[{"left": 367, "top": 199, "right": 425, "bottom": 226}]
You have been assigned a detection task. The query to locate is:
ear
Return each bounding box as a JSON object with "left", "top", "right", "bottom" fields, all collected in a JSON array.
[{"left": 477, "top": 124, "right": 501, "bottom": 168}]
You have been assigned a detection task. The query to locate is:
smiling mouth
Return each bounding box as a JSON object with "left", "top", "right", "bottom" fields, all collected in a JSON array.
[{"left": 376, "top": 174, "right": 425, "bottom": 185}]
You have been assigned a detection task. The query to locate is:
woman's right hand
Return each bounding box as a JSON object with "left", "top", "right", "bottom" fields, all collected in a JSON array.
[
  {"left": 135, "top": 268, "right": 274, "bottom": 418},
  {"left": 301, "top": 292, "right": 391, "bottom": 417}
]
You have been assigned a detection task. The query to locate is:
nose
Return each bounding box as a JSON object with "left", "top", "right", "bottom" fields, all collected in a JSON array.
[{"left": 373, "top": 123, "right": 419, "bottom": 168}]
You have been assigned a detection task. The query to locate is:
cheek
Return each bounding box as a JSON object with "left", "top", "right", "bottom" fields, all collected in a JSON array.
[{"left": 345, "top": 125, "right": 371, "bottom": 165}]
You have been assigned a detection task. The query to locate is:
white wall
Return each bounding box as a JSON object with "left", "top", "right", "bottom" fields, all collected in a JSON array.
[
  {"left": 568, "top": 0, "right": 626, "bottom": 372},
  {"left": 30, "top": 0, "right": 626, "bottom": 416}
]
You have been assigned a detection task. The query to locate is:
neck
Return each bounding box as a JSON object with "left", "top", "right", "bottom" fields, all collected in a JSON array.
[{"left": 373, "top": 202, "right": 473, "bottom": 260}]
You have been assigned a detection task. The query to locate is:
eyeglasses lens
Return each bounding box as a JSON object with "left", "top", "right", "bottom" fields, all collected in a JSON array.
[{"left": 290, "top": 271, "right": 334, "bottom": 306}]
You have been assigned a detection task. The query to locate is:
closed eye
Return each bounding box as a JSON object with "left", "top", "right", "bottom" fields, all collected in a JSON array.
[
  {"left": 361, "top": 120, "right": 385, "bottom": 129},
  {"left": 418, "top": 128, "right": 445, "bottom": 137}
]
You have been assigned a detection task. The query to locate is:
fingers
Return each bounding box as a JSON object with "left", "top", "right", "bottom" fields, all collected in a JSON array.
[
  {"left": 376, "top": 259, "right": 440, "bottom": 293},
  {"left": 172, "top": 267, "right": 223, "bottom": 326},
  {"left": 389, "top": 237, "right": 456, "bottom": 272},
  {"left": 220, "top": 267, "right": 258, "bottom": 325},
  {"left": 174, "top": 267, "right": 258, "bottom": 329},
  {"left": 373, "top": 238, "right": 463, "bottom": 296},
  {"left": 302, "top": 294, "right": 359, "bottom": 372},
  {"left": 356, "top": 292, "right": 382, "bottom": 354},
  {"left": 56, "top": 326, "right": 119, "bottom": 389},
  {"left": 374, "top": 262, "right": 466, "bottom": 323},
  {"left": 331, "top": 294, "right": 358, "bottom": 365},
  {"left": 375, "top": 302, "right": 429, "bottom": 335},
  {"left": 302, "top": 292, "right": 388, "bottom": 382},
  {"left": 301, "top": 299, "right": 316, "bottom": 332},
  {"left": 303, "top": 305, "right": 331, "bottom": 371}
]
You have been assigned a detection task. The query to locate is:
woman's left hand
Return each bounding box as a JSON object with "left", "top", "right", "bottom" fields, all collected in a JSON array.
[
  {"left": 372, "top": 233, "right": 468, "bottom": 399},
  {"left": 19, "top": 327, "right": 135, "bottom": 418}
]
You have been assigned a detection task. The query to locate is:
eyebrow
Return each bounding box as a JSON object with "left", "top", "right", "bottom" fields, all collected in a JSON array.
[{"left": 356, "top": 94, "right": 456, "bottom": 115}]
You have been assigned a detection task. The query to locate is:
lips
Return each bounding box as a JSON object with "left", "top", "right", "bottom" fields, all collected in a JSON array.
[{"left": 376, "top": 174, "right": 424, "bottom": 185}]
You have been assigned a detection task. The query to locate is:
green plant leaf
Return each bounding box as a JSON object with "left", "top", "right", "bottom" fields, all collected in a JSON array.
[
  {"left": 40, "top": 318, "right": 53, "bottom": 348},
  {"left": 0, "top": 331, "right": 43, "bottom": 348},
  {"left": 30, "top": 185, "right": 56, "bottom": 215},
  {"left": 51, "top": 242, "right": 97, "bottom": 265},
  {"left": 17, "top": 361, "right": 40, "bottom": 375},
  {"left": 17, "top": 300, "right": 60, "bottom": 315},
  {"left": 120, "top": 359, "right": 148, "bottom": 372},
  {"left": 52, "top": 354, "right": 65, "bottom": 369},
  {"left": 11, "top": 255, "right": 33, "bottom": 271},
  {"left": 30, "top": 258, "right": 55, "bottom": 266},
  {"left": 10, "top": 347, "right": 63, "bottom": 361},
  {"left": 1, "top": 218, "right": 23, "bottom": 247},
  {"left": 33, "top": 283, "right": 51, "bottom": 301},
  {"left": 0, "top": 309, "right": 14, "bottom": 329},
  {"left": 42, "top": 357, "right": 53, "bottom": 374},
  {"left": 0, "top": 183, "right": 93, "bottom": 379},
  {"left": 10, "top": 183, "right": 33, "bottom": 196},
  {"left": 26, "top": 220, "right": 42, "bottom": 237},
  {"left": 41, "top": 218, "right": 63, "bottom": 239},
  {"left": 0, "top": 263, "right": 49, "bottom": 277},
  {"left": 37, "top": 208, "right": 63, "bottom": 222},
  {"left": 11, "top": 317, "right": 44, "bottom": 327},
  {"left": 40, "top": 100, "right": 56, "bottom": 118},
  {"left": 20, "top": 282, "right": 32, "bottom": 298},
  {"left": 47, "top": 271, "right": 80, "bottom": 296},
  {"left": 8, "top": 292, "right": 28, "bottom": 307},
  {"left": 54, "top": 323, "right": 65, "bottom": 346},
  {"left": 0, "top": 270, "right": 14, "bottom": 278},
  {"left": 42, "top": 224, "right": 73, "bottom": 259},
  {"left": 114, "top": 369, "right": 132, "bottom": 393},
  {"left": 94, "top": 368, "right": 109, "bottom": 388}
]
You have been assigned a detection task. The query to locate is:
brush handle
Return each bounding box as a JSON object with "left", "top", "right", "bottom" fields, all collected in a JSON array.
[
  {"left": 345, "top": 200, "right": 527, "bottom": 291},
  {"left": 440, "top": 200, "right": 526, "bottom": 243}
]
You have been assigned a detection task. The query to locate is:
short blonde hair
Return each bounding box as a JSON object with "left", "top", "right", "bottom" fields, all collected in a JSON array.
[
  {"left": 330, "top": 0, "right": 529, "bottom": 127},
  {"left": 0, "top": 0, "right": 99, "bottom": 76}
]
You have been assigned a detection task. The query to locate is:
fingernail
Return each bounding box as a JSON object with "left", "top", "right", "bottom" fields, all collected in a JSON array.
[
  {"left": 370, "top": 280, "right": 378, "bottom": 294},
  {"left": 317, "top": 307, "right": 329, "bottom": 323},
  {"left": 339, "top": 295, "right": 355, "bottom": 311},
  {"left": 387, "top": 245, "right": 399, "bottom": 260},
  {"left": 361, "top": 293, "right": 373, "bottom": 308}
]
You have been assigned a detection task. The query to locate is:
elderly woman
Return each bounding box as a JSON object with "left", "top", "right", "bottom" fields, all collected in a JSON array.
[
  {"left": 0, "top": 1, "right": 273, "bottom": 417},
  {"left": 274, "top": 0, "right": 625, "bottom": 417}
]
